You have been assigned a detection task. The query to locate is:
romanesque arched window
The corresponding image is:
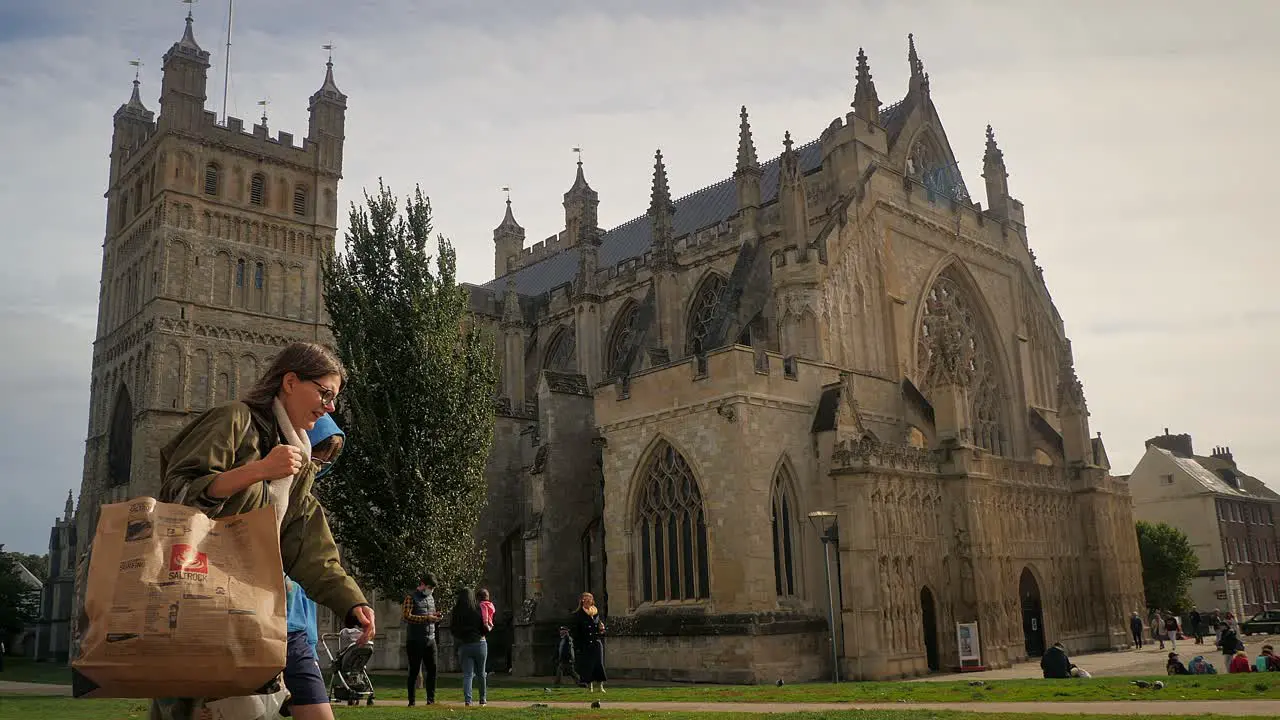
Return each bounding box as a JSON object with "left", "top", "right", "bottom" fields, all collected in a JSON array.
[
  {"left": 107, "top": 384, "right": 134, "bottom": 488},
  {"left": 204, "top": 163, "right": 220, "bottom": 196},
  {"left": 771, "top": 463, "right": 799, "bottom": 598},
  {"left": 250, "top": 173, "right": 267, "bottom": 206},
  {"left": 916, "top": 268, "right": 1009, "bottom": 455},
  {"left": 685, "top": 273, "right": 726, "bottom": 355},
  {"left": 543, "top": 326, "right": 577, "bottom": 372},
  {"left": 293, "top": 185, "right": 309, "bottom": 217},
  {"left": 634, "top": 440, "right": 710, "bottom": 603},
  {"left": 605, "top": 302, "right": 640, "bottom": 378}
]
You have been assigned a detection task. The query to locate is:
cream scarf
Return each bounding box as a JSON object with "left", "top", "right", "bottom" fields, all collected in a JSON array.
[{"left": 266, "top": 398, "right": 311, "bottom": 532}]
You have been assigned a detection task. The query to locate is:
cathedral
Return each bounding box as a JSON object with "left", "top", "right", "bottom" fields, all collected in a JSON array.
[
  {"left": 57, "top": 13, "right": 1144, "bottom": 682},
  {"left": 466, "top": 36, "right": 1145, "bottom": 681}
]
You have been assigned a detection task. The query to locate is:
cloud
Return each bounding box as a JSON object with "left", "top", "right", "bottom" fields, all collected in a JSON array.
[{"left": 0, "top": 0, "right": 1276, "bottom": 552}]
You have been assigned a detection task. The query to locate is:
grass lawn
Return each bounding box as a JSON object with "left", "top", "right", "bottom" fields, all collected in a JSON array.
[
  {"left": 357, "top": 671, "right": 1280, "bottom": 704},
  {"left": 0, "top": 658, "right": 74, "bottom": 685},
  {"left": 0, "top": 699, "right": 1275, "bottom": 720}
]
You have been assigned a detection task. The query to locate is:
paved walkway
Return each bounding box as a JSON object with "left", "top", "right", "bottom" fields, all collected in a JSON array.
[
  {"left": 383, "top": 699, "right": 1280, "bottom": 715},
  {"left": 4, "top": 680, "right": 1279, "bottom": 715}
]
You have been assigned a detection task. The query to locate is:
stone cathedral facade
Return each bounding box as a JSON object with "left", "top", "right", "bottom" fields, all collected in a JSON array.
[
  {"left": 63, "top": 15, "right": 346, "bottom": 659},
  {"left": 467, "top": 38, "right": 1145, "bottom": 682}
]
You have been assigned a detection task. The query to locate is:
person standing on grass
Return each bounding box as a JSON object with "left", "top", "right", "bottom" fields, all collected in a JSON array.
[
  {"left": 571, "top": 592, "right": 608, "bottom": 692},
  {"left": 403, "top": 573, "right": 442, "bottom": 707},
  {"left": 451, "top": 588, "right": 489, "bottom": 707}
]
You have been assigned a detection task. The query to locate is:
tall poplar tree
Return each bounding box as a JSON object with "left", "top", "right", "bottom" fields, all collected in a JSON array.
[{"left": 321, "top": 181, "right": 496, "bottom": 602}]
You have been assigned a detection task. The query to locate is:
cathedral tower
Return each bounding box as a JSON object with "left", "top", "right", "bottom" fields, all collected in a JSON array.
[{"left": 71, "top": 15, "right": 348, "bottom": 650}]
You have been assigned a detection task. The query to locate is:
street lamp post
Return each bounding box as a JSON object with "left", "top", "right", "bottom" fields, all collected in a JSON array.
[
  {"left": 808, "top": 510, "right": 840, "bottom": 683},
  {"left": 1223, "top": 561, "right": 1236, "bottom": 620}
]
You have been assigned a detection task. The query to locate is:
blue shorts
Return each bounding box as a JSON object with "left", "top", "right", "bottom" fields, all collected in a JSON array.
[{"left": 283, "top": 630, "right": 329, "bottom": 706}]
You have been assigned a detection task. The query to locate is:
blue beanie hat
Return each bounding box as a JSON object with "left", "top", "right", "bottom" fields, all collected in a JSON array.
[{"left": 307, "top": 413, "right": 344, "bottom": 447}]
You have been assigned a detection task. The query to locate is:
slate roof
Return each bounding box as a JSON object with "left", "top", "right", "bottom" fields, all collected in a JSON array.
[
  {"left": 482, "top": 100, "right": 910, "bottom": 298},
  {"left": 1154, "top": 446, "right": 1280, "bottom": 500}
]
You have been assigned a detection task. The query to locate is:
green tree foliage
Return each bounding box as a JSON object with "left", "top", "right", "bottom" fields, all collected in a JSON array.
[
  {"left": 1136, "top": 521, "right": 1199, "bottom": 612},
  {"left": 12, "top": 553, "right": 49, "bottom": 580},
  {"left": 320, "top": 182, "right": 497, "bottom": 606},
  {"left": 0, "top": 550, "right": 42, "bottom": 634}
]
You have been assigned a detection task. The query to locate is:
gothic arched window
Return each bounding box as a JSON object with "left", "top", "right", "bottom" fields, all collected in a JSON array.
[
  {"left": 771, "top": 463, "right": 799, "bottom": 598},
  {"left": 107, "top": 384, "right": 134, "bottom": 488},
  {"left": 906, "top": 133, "right": 969, "bottom": 203},
  {"left": 916, "top": 269, "right": 1008, "bottom": 454},
  {"left": 605, "top": 302, "right": 640, "bottom": 378},
  {"left": 634, "top": 440, "right": 710, "bottom": 603},
  {"left": 686, "top": 274, "right": 726, "bottom": 355},
  {"left": 543, "top": 326, "right": 577, "bottom": 372}
]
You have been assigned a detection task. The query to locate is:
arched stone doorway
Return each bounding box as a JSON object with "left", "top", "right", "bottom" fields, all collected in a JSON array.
[
  {"left": 1020, "top": 567, "right": 1045, "bottom": 657},
  {"left": 920, "top": 587, "right": 940, "bottom": 671}
]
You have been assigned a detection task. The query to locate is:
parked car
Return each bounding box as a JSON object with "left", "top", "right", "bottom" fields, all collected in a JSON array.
[{"left": 1239, "top": 610, "right": 1280, "bottom": 636}]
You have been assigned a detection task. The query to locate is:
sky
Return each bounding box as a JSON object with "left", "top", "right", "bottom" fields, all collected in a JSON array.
[{"left": 0, "top": 0, "right": 1277, "bottom": 554}]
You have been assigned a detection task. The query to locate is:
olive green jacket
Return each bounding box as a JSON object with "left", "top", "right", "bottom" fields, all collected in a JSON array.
[{"left": 158, "top": 401, "right": 367, "bottom": 620}]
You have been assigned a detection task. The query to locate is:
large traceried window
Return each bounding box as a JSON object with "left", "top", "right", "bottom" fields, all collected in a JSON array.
[
  {"left": 685, "top": 274, "right": 726, "bottom": 355},
  {"left": 107, "top": 384, "right": 134, "bottom": 488},
  {"left": 543, "top": 326, "right": 577, "bottom": 372},
  {"left": 605, "top": 302, "right": 640, "bottom": 378},
  {"left": 635, "top": 440, "right": 710, "bottom": 603},
  {"left": 771, "top": 464, "right": 799, "bottom": 598},
  {"left": 916, "top": 269, "right": 1009, "bottom": 454}
]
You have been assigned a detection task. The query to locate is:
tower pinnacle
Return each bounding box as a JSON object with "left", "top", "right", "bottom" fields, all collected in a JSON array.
[{"left": 907, "top": 33, "right": 929, "bottom": 96}]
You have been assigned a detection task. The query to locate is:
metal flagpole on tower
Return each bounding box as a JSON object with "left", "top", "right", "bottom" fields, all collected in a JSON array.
[{"left": 222, "top": 0, "right": 234, "bottom": 125}]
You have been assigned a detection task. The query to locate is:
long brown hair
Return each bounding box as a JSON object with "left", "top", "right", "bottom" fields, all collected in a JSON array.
[{"left": 242, "top": 342, "right": 345, "bottom": 411}]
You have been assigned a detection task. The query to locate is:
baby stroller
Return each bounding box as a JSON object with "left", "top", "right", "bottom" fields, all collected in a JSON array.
[{"left": 320, "top": 628, "right": 376, "bottom": 706}]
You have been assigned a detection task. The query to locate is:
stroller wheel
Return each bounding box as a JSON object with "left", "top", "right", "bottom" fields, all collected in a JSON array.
[{"left": 366, "top": 697, "right": 374, "bottom": 706}]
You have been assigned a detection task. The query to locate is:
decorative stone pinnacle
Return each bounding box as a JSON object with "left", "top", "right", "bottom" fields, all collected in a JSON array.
[
  {"left": 737, "top": 105, "right": 758, "bottom": 170},
  {"left": 649, "top": 149, "right": 674, "bottom": 218},
  {"left": 852, "top": 47, "right": 881, "bottom": 116}
]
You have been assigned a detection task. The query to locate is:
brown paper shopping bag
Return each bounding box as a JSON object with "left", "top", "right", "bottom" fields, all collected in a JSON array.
[{"left": 72, "top": 498, "right": 287, "bottom": 699}]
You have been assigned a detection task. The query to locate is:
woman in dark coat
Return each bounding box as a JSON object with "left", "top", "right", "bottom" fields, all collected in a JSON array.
[{"left": 570, "top": 592, "right": 607, "bottom": 692}]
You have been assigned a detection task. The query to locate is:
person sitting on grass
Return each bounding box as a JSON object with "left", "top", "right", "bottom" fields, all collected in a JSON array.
[
  {"left": 1040, "top": 642, "right": 1072, "bottom": 679},
  {"left": 1187, "top": 655, "right": 1217, "bottom": 674},
  {"left": 1228, "top": 649, "right": 1255, "bottom": 673},
  {"left": 1166, "top": 651, "right": 1189, "bottom": 675},
  {"left": 1256, "top": 645, "right": 1279, "bottom": 672}
]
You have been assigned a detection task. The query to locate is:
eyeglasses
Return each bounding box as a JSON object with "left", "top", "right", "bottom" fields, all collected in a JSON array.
[{"left": 309, "top": 380, "right": 339, "bottom": 406}]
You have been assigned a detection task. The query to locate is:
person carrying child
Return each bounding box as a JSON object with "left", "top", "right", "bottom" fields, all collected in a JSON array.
[{"left": 150, "top": 343, "right": 374, "bottom": 720}]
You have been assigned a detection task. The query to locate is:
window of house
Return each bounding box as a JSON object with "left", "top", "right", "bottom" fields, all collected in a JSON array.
[
  {"left": 250, "top": 173, "right": 266, "bottom": 206},
  {"left": 634, "top": 440, "right": 710, "bottom": 603},
  {"left": 1217, "top": 500, "right": 1225, "bottom": 520},
  {"left": 1161, "top": 474, "right": 1174, "bottom": 485},
  {"left": 293, "top": 185, "right": 308, "bottom": 216},
  {"left": 204, "top": 163, "right": 220, "bottom": 196}
]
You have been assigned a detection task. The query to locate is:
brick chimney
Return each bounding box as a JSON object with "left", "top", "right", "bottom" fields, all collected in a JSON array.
[
  {"left": 1145, "top": 428, "right": 1194, "bottom": 457},
  {"left": 1210, "top": 445, "right": 1235, "bottom": 465}
]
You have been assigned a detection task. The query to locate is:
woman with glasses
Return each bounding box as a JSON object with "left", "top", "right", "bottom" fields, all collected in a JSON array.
[{"left": 153, "top": 342, "right": 374, "bottom": 720}]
